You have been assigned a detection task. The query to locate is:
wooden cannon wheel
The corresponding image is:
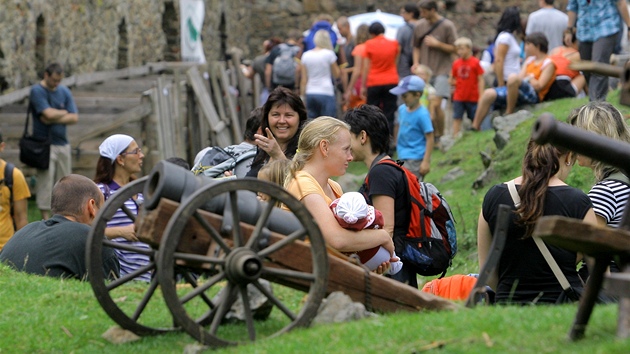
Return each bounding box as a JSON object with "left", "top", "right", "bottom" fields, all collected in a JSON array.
[
  {"left": 157, "top": 179, "right": 329, "bottom": 348},
  {"left": 86, "top": 176, "right": 176, "bottom": 335}
]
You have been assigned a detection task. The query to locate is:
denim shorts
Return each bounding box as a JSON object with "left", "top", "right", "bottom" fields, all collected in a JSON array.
[{"left": 494, "top": 82, "right": 539, "bottom": 107}]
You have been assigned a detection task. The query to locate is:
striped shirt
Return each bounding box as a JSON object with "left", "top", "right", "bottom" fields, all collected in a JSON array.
[
  {"left": 98, "top": 182, "right": 151, "bottom": 282},
  {"left": 588, "top": 179, "right": 630, "bottom": 228}
]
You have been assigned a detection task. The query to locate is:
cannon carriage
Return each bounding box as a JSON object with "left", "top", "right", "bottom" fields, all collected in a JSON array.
[{"left": 85, "top": 161, "right": 455, "bottom": 348}]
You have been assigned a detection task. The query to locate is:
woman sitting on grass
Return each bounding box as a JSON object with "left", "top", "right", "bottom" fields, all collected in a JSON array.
[{"left": 477, "top": 139, "right": 597, "bottom": 304}]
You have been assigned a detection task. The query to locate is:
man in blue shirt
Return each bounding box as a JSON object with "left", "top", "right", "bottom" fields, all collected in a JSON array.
[
  {"left": 29, "top": 62, "right": 78, "bottom": 219},
  {"left": 566, "top": 0, "right": 630, "bottom": 101}
]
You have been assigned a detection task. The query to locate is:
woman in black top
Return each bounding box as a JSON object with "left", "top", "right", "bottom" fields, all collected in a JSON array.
[{"left": 477, "top": 139, "right": 597, "bottom": 304}]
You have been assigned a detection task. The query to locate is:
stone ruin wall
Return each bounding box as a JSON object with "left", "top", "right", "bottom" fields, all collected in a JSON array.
[{"left": 0, "top": 0, "right": 567, "bottom": 93}]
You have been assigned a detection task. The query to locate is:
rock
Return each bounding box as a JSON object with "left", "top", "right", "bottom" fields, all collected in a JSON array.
[
  {"left": 493, "top": 131, "right": 510, "bottom": 150},
  {"left": 480, "top": 151, "right": 492, "bottom": 169},
  {"left": 183, "top": 343, "right": 210, "bottom": 354},
  {"left": 441, "top": 167, "right": 465, "bottom": 183},
  {"left": 438, "top": 135, "right": 457, "bottom": 152},
  {"left": 214, "top": 279, "right": 274, "bottom": 323},
  {"left": 312, "top": 291, "right": 376, "bottom": 325},
  {"left": 336, "top": 172, "right": 365, "bottom": 193},
  {"left": 101, "top": 326, "right": 141, "bottom": 344},
  {"left": 492, "top": 110, "right": 533, "bottom": 150},
  {"left": 472, "top": 164, "right": 497, "bottom": 190}
]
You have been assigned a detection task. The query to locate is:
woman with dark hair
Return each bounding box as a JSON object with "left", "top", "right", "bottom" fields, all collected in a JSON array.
[
  {"left": 343, "top": 105, "right": 418, "bottom": 287},
  {"left": 477, "top": 139, "right": 597, "bottom": 304},
  {"left": 95, "top": 134, "right": 150, "bottom": 282},
  {"left": 246, "top": 87, "right": 308, "bottom": 178},
  {"left": 492, "top": 6, "right": 523, "bottom": 88},
  {"left": 361, "top": 22, "right": 400, "bottom": 140}
]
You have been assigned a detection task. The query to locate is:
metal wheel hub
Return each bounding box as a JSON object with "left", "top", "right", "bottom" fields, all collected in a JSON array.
[{"left": 224, "top": 247, "right": 262, "bottom": 284}]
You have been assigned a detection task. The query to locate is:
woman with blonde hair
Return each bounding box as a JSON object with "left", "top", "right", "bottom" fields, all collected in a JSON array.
[
  {"left": 300, "top": 30, "right": 342, "bottom": 118},
  {"left": 477, "top": 139, "right": 597, "bottom": 304},
  {"left": 283, "top": 116, "right": 394, "bottom": 258},
  {"left": 570, "top": 101, "right": 630, "bottom": 229},
  {"left": 257, "top": 159, "right": 290, "bottom": 205}
]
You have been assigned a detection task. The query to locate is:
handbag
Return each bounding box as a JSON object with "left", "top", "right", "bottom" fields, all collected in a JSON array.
[
  {"left": 19, "top": 102, "right": 51, "bottom": 170},
  {"left": 506, "top": 180, "right": 582, "bottom": 303}
]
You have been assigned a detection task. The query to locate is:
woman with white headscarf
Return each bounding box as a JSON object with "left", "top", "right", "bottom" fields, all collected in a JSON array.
[{"left": 94, "top": 134, "right": 150, "bottom": 282}]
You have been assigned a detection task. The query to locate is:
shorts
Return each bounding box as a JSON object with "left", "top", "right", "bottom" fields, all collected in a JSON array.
[
  {"left": 399, "top": 159, "right": 424, "bottom": 181},
  {"left": 543, "top": 77, "right": 577, "bottom": 101},
  {"left": 494, "top": 82, "right": 539, "bottom": 107},
  {"left": 452, "top": 101, "right": 477, "bottom": 120},
  {"left": 431, "top": 74, "right": 450, "bottom": 98}
]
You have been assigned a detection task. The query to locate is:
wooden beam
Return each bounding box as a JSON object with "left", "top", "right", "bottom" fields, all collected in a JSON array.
[
  {"left": 72, "top": 102, "right": 153, "bottom": 148},
  {"left": 186, "top": 66, "right": 232, "bottom": 147},
  {"left": 136, "top": 199, "right": 459, "bottom": 313},
  {"left": 218, "top": 61, "right": 243, "bottom": 142}
]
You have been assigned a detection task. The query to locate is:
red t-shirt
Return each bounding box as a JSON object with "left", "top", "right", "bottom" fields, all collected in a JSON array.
[
  {"left": 451, "top": 56, "right": 484, "bottom": 102},
  {"left": 364, "top": 35, "right": 399, "bottom": 87}
]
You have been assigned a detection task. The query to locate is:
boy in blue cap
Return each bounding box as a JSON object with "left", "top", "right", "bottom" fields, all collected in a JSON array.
[{"left": 389, "top": 75, "right": 434, "bottom": 181}]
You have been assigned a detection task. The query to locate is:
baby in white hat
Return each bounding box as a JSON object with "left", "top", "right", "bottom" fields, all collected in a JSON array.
[{"left": 330, "top": 192, "right": 402, "bottom": 275}]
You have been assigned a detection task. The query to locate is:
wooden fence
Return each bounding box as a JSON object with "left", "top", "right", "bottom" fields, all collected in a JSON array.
[{"left": 0, "top": 55, "right": 256, "bottom": 179}]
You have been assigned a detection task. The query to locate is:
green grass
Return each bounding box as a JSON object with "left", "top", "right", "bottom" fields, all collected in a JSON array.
[
  {"left": 1, "top": 263, "right": 628, "bottom": 353},
  {"left": 5, "top": 93, "right": 630, "bottom": 352}
]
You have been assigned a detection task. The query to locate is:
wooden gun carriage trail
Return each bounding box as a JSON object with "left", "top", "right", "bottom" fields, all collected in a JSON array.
[
  {"left": 86, "top": 161, "right": 456, "bottom": 348},
  {"left": 0, "top": 54, "right": 258, "bottom": 179}
]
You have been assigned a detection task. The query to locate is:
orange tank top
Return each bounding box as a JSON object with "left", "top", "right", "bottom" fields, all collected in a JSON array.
[
  {"left": 525, "top": 56, "right": 555, "bottom": 101},
  {"left": 549, "top": 47, "right": 579, "bottom": 79}
]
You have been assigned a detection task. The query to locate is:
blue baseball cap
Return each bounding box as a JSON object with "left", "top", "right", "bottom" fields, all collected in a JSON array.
[{"left": 389, "top": 75, "right": 426, "bottom": 95}]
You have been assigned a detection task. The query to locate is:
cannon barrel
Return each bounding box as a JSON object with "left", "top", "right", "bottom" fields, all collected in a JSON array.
[
  {"left": 143, "top": 161, "right": 304, "bottom": 236},
  {"left": 532, "top": 113, "right": 630, "bottom": 175}
]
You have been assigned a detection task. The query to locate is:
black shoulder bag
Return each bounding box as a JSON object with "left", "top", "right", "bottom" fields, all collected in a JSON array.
[
  {"left": 415, "top": 18, "right": 445, "bottom": 48},
  {"left": 19, "top": 87, "right": 52, "bottom": 170}
]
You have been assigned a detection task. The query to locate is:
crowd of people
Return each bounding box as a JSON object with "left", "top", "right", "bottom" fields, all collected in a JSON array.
[{"left": 2, "top": 1, "right": 630, "bottom": 307}]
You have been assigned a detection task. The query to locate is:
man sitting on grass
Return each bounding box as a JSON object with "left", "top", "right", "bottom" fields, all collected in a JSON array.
[{"left": 0, "top": 174, "right": 119, "bottom": 280}]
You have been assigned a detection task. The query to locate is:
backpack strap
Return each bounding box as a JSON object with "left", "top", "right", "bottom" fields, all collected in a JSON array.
[
  {"left": 3, "top": 161, "right": 15, "bottom": 218},
  {"left": 506, "top": 180, "right": 572, "bottom": 292}
]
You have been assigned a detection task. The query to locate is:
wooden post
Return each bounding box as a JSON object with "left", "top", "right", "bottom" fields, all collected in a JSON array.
[
  {"left": 186, "top": 66, "right": 232, "bottom": 147},
  {"left": 218, "top": 61, "right": 242, "bottom": 142}
]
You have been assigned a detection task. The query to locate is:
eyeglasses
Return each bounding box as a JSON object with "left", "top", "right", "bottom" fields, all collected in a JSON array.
[{"left": 121, "top": 147, "right": 142, "bottom": 156}]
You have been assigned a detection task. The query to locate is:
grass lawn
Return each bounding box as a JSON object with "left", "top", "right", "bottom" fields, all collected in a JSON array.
[{"left": 4, "top": 92, "right": 630, "bottom": 352}]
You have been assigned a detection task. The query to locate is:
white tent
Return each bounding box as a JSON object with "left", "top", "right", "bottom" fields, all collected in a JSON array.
[{"left": 348, "top": 10, "right": 406, "bottom": 40}]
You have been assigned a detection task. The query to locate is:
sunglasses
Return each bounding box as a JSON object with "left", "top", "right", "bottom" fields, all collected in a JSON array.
[{"left": 121, "top": 147, "right": 142, "bottom": 156}]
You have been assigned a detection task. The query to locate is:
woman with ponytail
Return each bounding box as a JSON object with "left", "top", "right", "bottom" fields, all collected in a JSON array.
[
  {"left": 283, "top": 116, "right": 394, "bottom": 261},
  {"left": 476, "top": 139, "right": 597, "bottom": 304}
]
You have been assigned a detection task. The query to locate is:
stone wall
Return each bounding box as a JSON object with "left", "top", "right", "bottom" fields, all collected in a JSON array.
[{"left": 0, "top": 0, "right": 569, "bottom": 93}]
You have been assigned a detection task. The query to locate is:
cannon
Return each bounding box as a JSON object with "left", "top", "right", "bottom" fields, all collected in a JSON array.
[
  {"left": 86, "top": 161, "right": 456, "bottom": 348},
  {"left": 531, "top": 114, "right": 630, "bottom": 340}
]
